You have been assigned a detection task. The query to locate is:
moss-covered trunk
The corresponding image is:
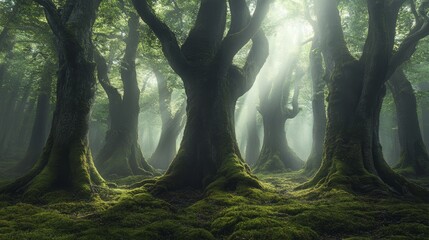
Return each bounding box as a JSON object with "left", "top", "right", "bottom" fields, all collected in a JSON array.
[
  {"left": 300, "top": 62, "right": 428, "bottom": 199},
  {"left": 389, "top": 69, "right": 429, "bottom": 176},
  {"left": 299, "top": 0, "right": 429, "bottom": 200},
  {"left": 133, "top": 0, "right": 270, "bottom": 192},
  {"left": 0, "top": 0, "right": 105, "bottom": 200},
  {"left": 95, "top": 15, "right": 154, "bottom": 178},
  {"left": 156, "top": 79, "right": 260, "bottom": 191}
]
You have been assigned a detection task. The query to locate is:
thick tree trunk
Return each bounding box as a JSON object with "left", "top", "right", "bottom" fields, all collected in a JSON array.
[
  {"left": 156, "top": 80, "right": 260, "bottom": 191},
  {"left": 149, "top": 69, "right": 185, "bottom": 170},
  {"left": 244, "top": 110, "right": 260, "bottom": 167},
  {"left": 389, "top": 69, "right": 429, "bottom": 176},
  {"left": 298, "top": 0, "right": 429, "bottom": 201},
  {"left": 300, "top": 62, "right": 427, "bottom": 200},
  {"left": 304, "top": 36, "right": 326, "bottom": 175},
  {"left": 95, "top": 15, "right": 154, "bottom": 178},
  {"left": 0, "top": 0, "right": 105, "bottom": 200},
  {"left": 14, "top": 63, "right": 53, "bottom": 173},
  {"left": 133, "top": 0, "right": 270, "bottom": 192}
]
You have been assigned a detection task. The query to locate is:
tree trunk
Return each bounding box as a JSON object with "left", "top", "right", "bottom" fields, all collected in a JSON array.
[
  {"left": 244, "top": 109, "right": 260, "bottom": 167},
  {"left": 15, "top": 100, "right": 36, "bottom": 149},
  {"left": 157, "top": 79, "right": 260, "bottom": 191},
  {"left": 0, "top": 0, "right": 104, "bottom": 200},
  {"left": 420, "top": 82, "right": 429, "bottom": 152},
  {"left": 133, "top": 0, "right": 270, "bottom": 192},
  {"left": 299, "top": 0, "right": 429, "bottom": 201},
  {"left": 300, "top": 61, "right": 427, "bottom": 199},
  {"left": 0, "top": 84, "right": 31, "bottom": 155},
  {"left": 303, "top": 35, "right": 326, "bottom": 175},
  {"left": 254, "top": 57, "right": 304, "bottom": 173},
  {"left": 149, "top": 69, "right": 185, "bottom": 170},
  {"left": 255, "top": 111, "right": 303, "bottom": 172},
  {"left": 14, "top": 62, "right": 53, "bottom": 173},
  {"left": 389, "top": 69, "right": 429, "bottom": 176},
  {"left": 95, "top": 14, "right": 154, "bottom": 178}
]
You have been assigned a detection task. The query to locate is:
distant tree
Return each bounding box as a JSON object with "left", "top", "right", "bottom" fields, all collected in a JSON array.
[
  {"left": 149, "top": 68, "right": 186, "bottom": 170},
  {"left": 302, "top": 1, "right": 327, "bottom": 176},
  {"left": 14, "top": 61, "right": 54, "bottom": 173},
  {"left": 389, "top": 69, "right": 429, "bottom": 176},
  {"left": 94, "top": 11, "right": 155, "bottom": 178},
  {"left": 254, "top": 58, "right": 305, "bottom": 173},
  {"left": 244, "top": 106, "right": 261, "bottom": 167}
]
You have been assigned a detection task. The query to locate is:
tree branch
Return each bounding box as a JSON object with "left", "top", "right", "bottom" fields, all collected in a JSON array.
[
  {"left": 315, "top": 0, "right": 353, "bottom": 63},
  {"left": 387, "top": 0, "right": 429, "bottom": 78},
  {"left": 94, "top": 49, "right": 122, "bottom": 104},
  {"left": 132, "top": 0, "right": 191, "bottom": 78},
  {"left": 33, "top": 0, "right": 64, "bottom": 39},
  {"left": 216, "top": 0, "right": 270, "bottom": 66}
]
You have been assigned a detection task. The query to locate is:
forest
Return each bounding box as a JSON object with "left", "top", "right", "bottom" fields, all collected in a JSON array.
[{"left": 0, "top": 0, "right": 428, "bottom": 239}]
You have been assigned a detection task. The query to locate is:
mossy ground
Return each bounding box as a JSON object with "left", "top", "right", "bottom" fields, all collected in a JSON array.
[{"left": 0, "top": 170, "right": 428, "bottom": 240}]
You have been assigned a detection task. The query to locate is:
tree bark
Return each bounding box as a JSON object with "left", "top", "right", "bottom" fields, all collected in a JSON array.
[
  {"left": 95, "top": 14, "right": 155, "bottom": 178},
  {"left": 14, "top": 62, "right": 53, "bottom": 173},
  {"left": 149, "top": 69, "right": 185, "bottom": 170},
  {"left": 389, "top": 69, "right": 429, "bottom": 176},
  {"left": 133, "top": 0, "right": 270, "bottom": 191},
  {"left": 303, "top": 33, "right": 326, "bottom": 176},
  {"left": 0, "top": 0, "right": 105, "bottom": 200}
]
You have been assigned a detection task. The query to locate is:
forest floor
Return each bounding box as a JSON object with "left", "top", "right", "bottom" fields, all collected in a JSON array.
[{"left": 0, "top": 159, "right": 428, "bottom": 240}]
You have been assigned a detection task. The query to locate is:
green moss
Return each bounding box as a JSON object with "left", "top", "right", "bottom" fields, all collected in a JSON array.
[
  {"left": 206, "top": 153, "right": 261, "bottom": 193},
  {"left": 376, "top": 223, "right": 429, "bottom": 239},
  {"left": 0, "top": 167, "right": 428, "bottom": 239}
]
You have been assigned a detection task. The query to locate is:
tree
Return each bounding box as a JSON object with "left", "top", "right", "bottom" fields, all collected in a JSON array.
[
  {"left": 421, "top": 82, "right": 429, "bottom": 151},
  {"left": 0, "top": 0, "right": 104, "bottom": 199},
  {"left": 149, "top": 68, "right": 186, "bottom": 170},
  {"left": 303, "top": 1, "right": 327, "bottom": 175},
  {"left": 14, "top": 61, "right": 54, "bottom": 173},
  {"left": 254, "top": 57, "right": 304, "bottom": 173},
  {"left": 132, "top": 0, "right": 270, "bottom": 191},
  {"left": 244, "top": 106, "right": 261, "bottom": 167},
  {"left": 299, "top": 0, "right": 429, "bottom": 200},
  {"left": 94, "top": 12, "right": 155, "bottom": 178},
  {"left": 389, "top": 69, "right": 429, "bottom": 176}
]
